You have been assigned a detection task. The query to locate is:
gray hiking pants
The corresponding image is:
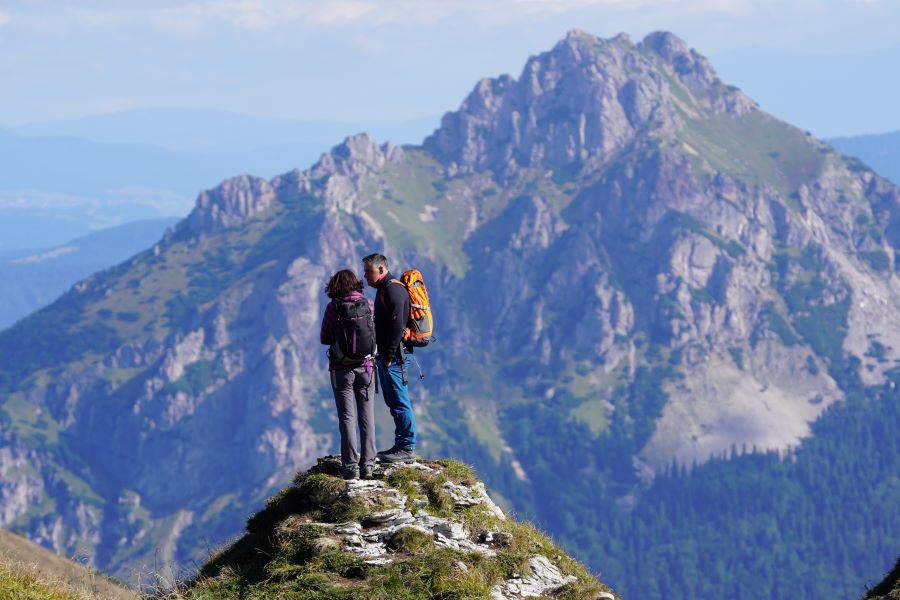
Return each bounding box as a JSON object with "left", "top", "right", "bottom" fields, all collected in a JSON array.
[{"left": 330, "top": 366, "right": 376, "bottom": 469}]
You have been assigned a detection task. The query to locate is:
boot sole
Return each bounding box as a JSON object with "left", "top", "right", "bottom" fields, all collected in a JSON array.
[{"left": 378, "top": 455, "right": 416, "bottom": 464}]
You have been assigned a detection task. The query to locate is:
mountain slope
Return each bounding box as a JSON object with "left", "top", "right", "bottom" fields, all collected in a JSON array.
[
  {"left": 0, "top": 528, "right": 137, "bottom": 600},
  {"left": 0, "top": 29, "right": 898, "bottom": 598},
  {"left": 829, "top": 129, "right": 900, "bottom": 186},
  {"left": 0, "top": 218, "right": 178, "bottom": 330}
]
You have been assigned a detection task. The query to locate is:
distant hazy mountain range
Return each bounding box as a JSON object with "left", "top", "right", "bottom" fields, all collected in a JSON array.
[
  {"left": 828, "top": 130, "right": 900, "bottom": 186},
  {"left": 7, "top": 107, "right": 438, "bottom": 152},
  {"left": 0, "top": 109, "right": 437, "bottom": 252},
  {"left": 0, "top": 218, "right": 178, "bottom": 331}
]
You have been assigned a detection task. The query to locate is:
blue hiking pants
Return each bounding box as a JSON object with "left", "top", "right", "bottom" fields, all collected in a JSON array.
[{"left": 376, "top": 357, "right": 416, "bottom": 450}]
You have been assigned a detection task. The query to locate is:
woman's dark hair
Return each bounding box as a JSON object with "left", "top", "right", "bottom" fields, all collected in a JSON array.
[{"left": 326, "top": 269, "right": 364, "bottom": 299}]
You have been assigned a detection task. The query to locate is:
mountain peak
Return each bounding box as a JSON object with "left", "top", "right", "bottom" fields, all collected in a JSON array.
[
  {"left": 564, "top": 27, "right": 595, "bottom": 41},
  {"left": 176, "top": 173, "right": 275, "bottom": 239},
  {"left": 639, "top": 31, "right": 719, "bottom": 88},
  {"left": 641, "top": 30, "right": 690, "bottom": 57},
  {"left": 327, "top": 132, "right": 406, "bottom": 169},
  {"left": 423, "top": 29, "right": 750, "bottom": 176}
]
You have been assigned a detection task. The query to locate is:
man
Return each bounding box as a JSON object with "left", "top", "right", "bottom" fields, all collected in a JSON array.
[{"left": 362, "top": 253, "right": 416, "bottom": 463}]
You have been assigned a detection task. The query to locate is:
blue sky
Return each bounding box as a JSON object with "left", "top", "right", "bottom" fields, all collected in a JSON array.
[{"left": 1, "top": 0, "right": 899, "bottom": 137}]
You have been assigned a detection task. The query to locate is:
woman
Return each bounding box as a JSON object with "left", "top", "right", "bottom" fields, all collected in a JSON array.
[{"left": 320, "top": 269, "right": 377, "bottom": 480}]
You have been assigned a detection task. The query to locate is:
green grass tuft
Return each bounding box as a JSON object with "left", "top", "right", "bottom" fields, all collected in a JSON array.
[{"left": 387, "top": 527, "right": 434, "bottom": 555}]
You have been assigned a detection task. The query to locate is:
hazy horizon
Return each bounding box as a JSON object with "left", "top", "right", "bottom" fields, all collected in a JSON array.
[{"left": 2, "top": 1, "right": 900, "bottom": 138}]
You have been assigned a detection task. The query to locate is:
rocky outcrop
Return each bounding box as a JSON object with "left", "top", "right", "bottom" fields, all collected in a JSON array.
[
  {"left": 178, "top": 174, "right": 275, "bottom": 237},
  {"left": 180, "top": 457, "right": 618, "bottom": 599},
  {"left": 423, "top": 30, "right": 754, "bottom": 176}
]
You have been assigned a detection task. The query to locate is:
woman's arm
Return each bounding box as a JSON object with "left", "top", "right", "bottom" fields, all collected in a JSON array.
[{"left": 320, "top": 301, "right": 336, "bottom": 345}]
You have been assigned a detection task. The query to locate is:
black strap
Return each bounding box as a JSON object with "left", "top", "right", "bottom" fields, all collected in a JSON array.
[{"left": 399, "top": 345, "right": 408, "bottom": 386}]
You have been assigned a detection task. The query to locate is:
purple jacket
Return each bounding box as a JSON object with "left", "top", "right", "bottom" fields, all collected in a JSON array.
[{"left": 320, "top": 291, "right": 375, "bottom": 370}]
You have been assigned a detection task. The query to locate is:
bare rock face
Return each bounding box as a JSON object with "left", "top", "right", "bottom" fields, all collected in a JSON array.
[
  {"left": 640, "top": 31, "right": 717, "bottom": 90},
  {"left": 178, "top": 175, "right": 275, "bottom": 237},
  {"left": 424, "top": 30, "right": 754, "bottom": 176},
  {"left": 491, "top": 555, "right": 577, "bottom": 599}
]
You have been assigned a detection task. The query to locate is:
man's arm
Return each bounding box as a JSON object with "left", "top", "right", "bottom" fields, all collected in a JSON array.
[{"left": 381, "top": 282, "right": 409, "bottom": 364}]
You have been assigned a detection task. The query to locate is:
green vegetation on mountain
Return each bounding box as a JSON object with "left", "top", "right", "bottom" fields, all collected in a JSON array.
[
  {"left": 165, "top": 459, "right": 615, "bottom": 600},
  {"left": 0, "top": 529, "right": 137, "bottom": 600},
  {"left": 429, "top": 362, "right": 899, "bottom": 599}
]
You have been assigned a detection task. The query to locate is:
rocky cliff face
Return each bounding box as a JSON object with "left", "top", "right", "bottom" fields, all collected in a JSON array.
[
  {"left": 423, "top": 31, "right": 753, "bottom": 176},
  {"left": 2, "top": 29, "right": 900, "bottom": 586}
]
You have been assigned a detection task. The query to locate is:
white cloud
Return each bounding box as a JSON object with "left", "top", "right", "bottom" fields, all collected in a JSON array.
[
  {"left": 0, "top": 10, "right": 11, "bottom": 26},
  {"left": 308, "top": 1, "right": 377, "bottom": 25},
  {"left": 19, "top": 0, "right": 746, "bottom": 33}
]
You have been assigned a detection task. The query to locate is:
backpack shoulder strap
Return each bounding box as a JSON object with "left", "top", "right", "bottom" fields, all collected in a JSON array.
[{"left": 379, "top": 279, "right": 406, "bottom": 307}]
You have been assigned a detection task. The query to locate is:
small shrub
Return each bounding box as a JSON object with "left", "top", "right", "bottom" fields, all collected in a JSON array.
[
  {"left": 420, "top": 479, "right": 454, "bottom": 518},
  {"left": 434, "top": 459, "right": 477, "bottom": 485},
  {"left": 388, "top": 527, "right": 434, "bottom": 554},
  {"left": 325, "top": 498, "right": 369, "bottom": 523},
  {"left": 246, "top": 486, "right": 307, "bottom": 534},
  {"left": 297, "top": 473, "right": 345, "bottom": 506}
]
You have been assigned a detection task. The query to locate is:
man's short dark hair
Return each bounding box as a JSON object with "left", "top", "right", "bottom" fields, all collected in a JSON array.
[{"left": 363, "top": 253, "right": 388, "bottom": 270}]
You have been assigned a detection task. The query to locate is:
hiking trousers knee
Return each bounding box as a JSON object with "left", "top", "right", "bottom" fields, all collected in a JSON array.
[
  {"left": 330, "top": 366, "right": 377, "bottom": 469},
  {"left": 376, "top": 357, "right": 416, "bottom": 450}
]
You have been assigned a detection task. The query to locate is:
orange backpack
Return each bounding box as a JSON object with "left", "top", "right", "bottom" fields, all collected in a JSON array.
[{"left": 390, "top": 269, "right": 434, "bottom": 348}]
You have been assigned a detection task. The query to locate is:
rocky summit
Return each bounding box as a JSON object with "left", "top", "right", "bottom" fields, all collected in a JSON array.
[
  {"left": 0, "top": 29, "right": 898, "bottom": 598},
  {"left": 171, "top": 458, "right": 617, "bottom": 600}
]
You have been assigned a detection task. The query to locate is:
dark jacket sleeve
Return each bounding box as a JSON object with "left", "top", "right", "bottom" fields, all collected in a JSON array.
[
  {"left": 381, "top": 281, "right": 410, "bottom": 362},
  {"left": 320, "top": 301, "right": 336, "bottom": 345}
]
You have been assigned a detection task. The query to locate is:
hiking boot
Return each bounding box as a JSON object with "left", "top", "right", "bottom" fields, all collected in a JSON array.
[
  {"left": 360, "top": 464, "right": 375, "bottom": 479},
  {"left": 375, "top": 446, "right": 397, "bottom": 461},
  {"left": 378, "top": 448, "right": 416, "bottom": 464},
  {"left": 342, "top": 465, "right": 360, "bottom": 480}
]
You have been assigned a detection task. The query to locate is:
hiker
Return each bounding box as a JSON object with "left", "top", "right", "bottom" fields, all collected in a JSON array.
[
  {"left": 320, "top": 269, "right": 377, "bottom": 480},
  {"left": 363, "top": 253, "right": 417, "bottom": 463}
]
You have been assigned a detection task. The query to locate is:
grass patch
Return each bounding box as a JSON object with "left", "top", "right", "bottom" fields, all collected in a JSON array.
[
  {"left": 385, "top": 461, "right": 477, "bottom": 518},
  {"left": 674, "top": 212, "right": 744, "bottom": 258},
  {"left": 362, "top": 548, "right": 493, "bottom": 599},
  {"left": 325, "top": 498, "right": 370, "bottom": 524},
  {"left": 0, "top": 563, "right": 99, "bottom": 600},
  {"left": 760, "top": 302, "right": 799, "bottom": 346},
  {"left": 387, "top": 528, "right": 434, "bottom": 554},
  {"left": 163, "top": 360, "right": 226, "bottom": 396},
  {"left": 861, "top": 250, "right": 891, "bottom": 273},
  {"left": 432, "top": 459, "right": 477, "bottom": 486},
  {"left": 675, "top": 111, "right": 825, "bottom": 197}
]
